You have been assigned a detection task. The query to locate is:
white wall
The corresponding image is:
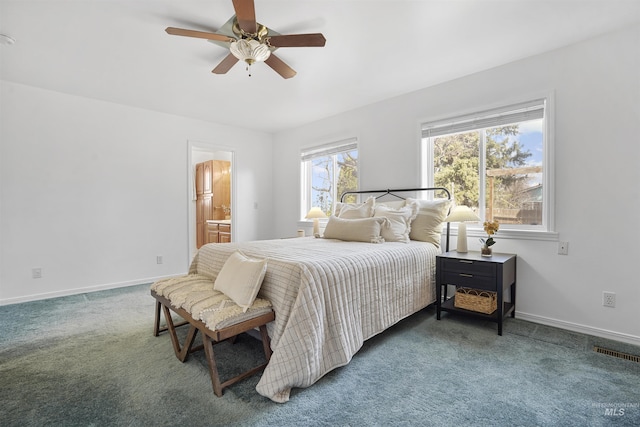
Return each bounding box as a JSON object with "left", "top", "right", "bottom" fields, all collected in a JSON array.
[
  {"left": 0, "top": 81, "right": 273, "bottom": 303},
  {"left": 272, "top": 25, "right": 640, "bottom": 344}
]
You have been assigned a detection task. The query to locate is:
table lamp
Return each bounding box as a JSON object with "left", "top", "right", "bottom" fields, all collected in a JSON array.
[
  {"left": 306, "top": 207, "right": 327, "bottom": 237},
  {"left": 444, "top": 206, "right": 480, "bottom": 253}
]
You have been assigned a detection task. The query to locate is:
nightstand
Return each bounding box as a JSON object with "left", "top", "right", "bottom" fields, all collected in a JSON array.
[{"left": 436, "top": 251, "right": 517, "bottom": 335}]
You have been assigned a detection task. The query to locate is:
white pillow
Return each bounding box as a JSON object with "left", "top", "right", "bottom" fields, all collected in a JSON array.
[
  {"left": 373, "top": 203, "right": 418, "bottom": 243},
  {"left": 323, "top": 216, "right": 387, "bottom": 243},
  {"left": 334, "top": 196, "right": 375, "bottom": 219},
  {"left": 213, "top": 251, "right": 267, "bottom": 312},
  {"left": 376, "top": 200, "right": 406, "bottom": 210},
  {"left": 406, "top": 198, "right": 452, "bottom": 247}
]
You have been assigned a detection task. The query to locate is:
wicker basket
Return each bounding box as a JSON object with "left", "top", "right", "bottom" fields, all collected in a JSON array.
[{"left": 454, "top": 287, "right": 497, "bottom": 314}]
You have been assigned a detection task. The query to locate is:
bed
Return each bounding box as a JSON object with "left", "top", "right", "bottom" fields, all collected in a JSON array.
[{"left": 188, "top": 188, "right": 451, "bottom": 402}]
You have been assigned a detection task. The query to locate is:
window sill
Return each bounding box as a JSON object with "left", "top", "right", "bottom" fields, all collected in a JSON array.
[{"left": 453, "top": 227, "right": 559, "bottom": 242}]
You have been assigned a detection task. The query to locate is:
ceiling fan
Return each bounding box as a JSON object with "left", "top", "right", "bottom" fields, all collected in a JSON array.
[{"left": 165, "top": 0, "right": 326, "bottom": 79}]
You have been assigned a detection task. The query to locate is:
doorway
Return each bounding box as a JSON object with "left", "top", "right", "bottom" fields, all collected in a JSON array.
[{"left": 187, "top": 141, "right": 235, "bottom": 262}]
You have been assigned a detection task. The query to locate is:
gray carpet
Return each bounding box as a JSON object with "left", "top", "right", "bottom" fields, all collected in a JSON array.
[{"left": 1, "top": 284, "right": 639, "bottom": 426}]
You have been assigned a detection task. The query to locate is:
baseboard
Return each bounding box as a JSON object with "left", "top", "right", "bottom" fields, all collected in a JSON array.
[
  {"left": 0, "top": 274, "right": 185, "bottom": 306},
  {"left": 516, "top": 311, "right": 640, "bottom": 346}
]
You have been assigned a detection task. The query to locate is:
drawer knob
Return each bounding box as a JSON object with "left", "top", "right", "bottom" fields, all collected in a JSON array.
[
  {"left": 459, "top": 273, "right": 473, "bottom": 277},
  {"left": 459, "top": 260, "right": 473, "bottom": 264}
]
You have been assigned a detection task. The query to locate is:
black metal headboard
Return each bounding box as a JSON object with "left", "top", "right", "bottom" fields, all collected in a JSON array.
[{"left": 339, "top": 187, "right": 452, "bottom": 252}]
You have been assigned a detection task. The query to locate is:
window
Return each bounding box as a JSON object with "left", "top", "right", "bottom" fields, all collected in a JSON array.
[
  {"left": 421, "top": 99, "right": 552, "bottom": 233},
  {"left": 301, "top": 138, "right": 358, "bottom": 218}
]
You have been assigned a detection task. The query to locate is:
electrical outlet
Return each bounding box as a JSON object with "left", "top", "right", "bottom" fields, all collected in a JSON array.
[
  {"left": 603, "top": 291, "right": 616, "bottom": 308},
  {"left": 558, "top": 241, "right": 569, "bottom": 255},
  {"left": 156, "top": 255, "right": 163, "bottom": 265},
  {"left": 32, "top": 268, "right": 42, "bottom": 279}
]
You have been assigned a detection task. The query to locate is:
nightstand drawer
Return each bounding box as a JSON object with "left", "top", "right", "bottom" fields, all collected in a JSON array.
[
  {"left": 442, "top": 271, "right": 496, "bottom": 290},
  {"left": 441, "top": 258, "right": 496, "bottom": 277}
]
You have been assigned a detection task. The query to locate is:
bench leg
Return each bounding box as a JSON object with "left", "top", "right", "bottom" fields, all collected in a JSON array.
[
  {"left": 259, "top": 324, "right": 272, "bottom": 360},
  {"left": 202, "top": 327, "right": 273, "bottom": 398},
  {"left": 154, "top": 300, "right": 189, "bottom": 337},
  {"left": 153, "top": 301, "right": 162, "bottom": 336},
  {"left": 203, "top": 334, "right": 224, "bottom": 397},
  {"left": 161, "top": 303, "right": 200, "bottom": 362}
]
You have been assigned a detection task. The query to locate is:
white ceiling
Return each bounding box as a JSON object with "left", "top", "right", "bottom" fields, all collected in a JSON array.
[{"left": 1, "top": 1, "right": 639, "bottom": 133}]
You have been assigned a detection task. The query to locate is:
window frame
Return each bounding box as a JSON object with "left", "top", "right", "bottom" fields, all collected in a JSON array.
[
  {"left": 300, "top": 137, "right": 359, "bottom": 221},
  {"left": 420, "top": 94, "right": 557, "bottom": 241}
]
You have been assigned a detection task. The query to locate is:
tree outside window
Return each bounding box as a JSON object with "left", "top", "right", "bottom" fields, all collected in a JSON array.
[
  {"left": 301, "top": 139, "right": 358, "bottom": 218},
  {"left": 310, "top": 151, "right": 358, "bottom": 215}
]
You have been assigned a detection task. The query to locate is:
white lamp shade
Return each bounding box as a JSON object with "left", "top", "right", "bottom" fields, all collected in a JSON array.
[
  {"left": 444, "top": 206, "right": 480, "bottom": 253},
  {"left": 444, "top": 205, "right": 480, "bottom": 223},
  {"left": 305, "top": 207, "right": 327, "bottom": 219}
]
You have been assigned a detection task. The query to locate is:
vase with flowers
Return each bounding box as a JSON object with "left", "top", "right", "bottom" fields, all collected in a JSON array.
[
  {"left": 221, "top": 204, "right": 231, "bottom": 220},
  {"left": 479, "top": 220, "right": 499, "bottom": 257}
]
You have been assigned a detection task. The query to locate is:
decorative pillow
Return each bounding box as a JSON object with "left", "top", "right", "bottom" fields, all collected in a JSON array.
[
  {"left": 323, "top": 216, "right": 387, "bottom": 243},
  {"left": 213, "top": 251, "right": 268, "bottom": 312},
  {"left": 406, "top": 198, "right": 452, "bottom": 247},
  {"left": 334, "top": 196, "right": 375, "bottom": 219},
  {"left": 373, "top": 202, "right": 418, "bottom": 243}
]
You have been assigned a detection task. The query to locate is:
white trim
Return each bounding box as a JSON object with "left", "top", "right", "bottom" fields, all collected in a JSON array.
[
  {"left": 456, "top": 226, "right": 559, "bottom": 242},
  {"left": 421, "top": 99, "right": 545, "bottom": 137},
  {"left": 517, "top": 311, "right": 640, "bottom": 346},
  {"left": 543, "top": 91, "right": 556, "bottom": 233},
  {"left": 300, "top": 137, "right": 358, "bottom": 161},
  {"left": 419, "top": 124, "right": 434, "bottom": 188},
  {"left": 0, "top": 275, "right": 183, "bottom": 306},
  {"left": 417, "top": 91, "right": 555, "bottom": 130},
  {"left": 300, "top": 134, "right": 359, "bottom": 157},
  {"left": 299, "top": 161, "right": 309, "bottom": 222}
]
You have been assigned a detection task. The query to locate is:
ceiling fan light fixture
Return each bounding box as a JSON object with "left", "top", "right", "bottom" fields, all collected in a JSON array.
[{"left": 229, "top": 38, "right": 270, "bottom": 65}]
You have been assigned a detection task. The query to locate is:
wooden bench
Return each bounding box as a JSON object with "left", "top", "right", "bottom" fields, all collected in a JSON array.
[{"left": 151, "top": 277, "right": 274, "bottom": 397}]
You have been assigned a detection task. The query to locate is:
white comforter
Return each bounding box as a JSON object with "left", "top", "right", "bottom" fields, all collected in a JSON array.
[{"left": 189, "top": 237, "right": 439, "bottom": 402}]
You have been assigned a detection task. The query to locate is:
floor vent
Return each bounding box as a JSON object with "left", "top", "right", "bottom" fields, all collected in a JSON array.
[{"left": 593, "top": 346, "right": 640, "bottom": 363}]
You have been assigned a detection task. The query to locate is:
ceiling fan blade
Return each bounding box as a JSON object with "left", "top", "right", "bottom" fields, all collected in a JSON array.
[
  {"left": 212, "top": 54, "right": 240, "bottom": 74},
  {"left": 264, "top": 54, "right": 297, "bottom": 79},
  {"left": 166, "top": 27, "right": 233, "bottom": 42},
  {"left": 232, "top": 0, "right": 257, "bottom": 34},
  {"left": 267, "top": 33, "right": 326, "bottom": 48}
]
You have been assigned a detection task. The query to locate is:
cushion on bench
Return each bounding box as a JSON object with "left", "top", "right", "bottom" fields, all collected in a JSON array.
[
  {"left": 199, "top": 298, "right": 273, "bottom": 330},
  {"left": 151, "top": 274, "right": 214, "bottom": 301},
  {"left": 150, "top": 274, "right": 272, "bottom": 331}
]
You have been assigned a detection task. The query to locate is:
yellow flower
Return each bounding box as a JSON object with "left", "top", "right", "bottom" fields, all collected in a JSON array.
[
  {"left": 483, "top": 220, "right": 499, "bottom": 236},
  {"left": 481, "top": 220, "right": 499, "bottom": 247}
]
